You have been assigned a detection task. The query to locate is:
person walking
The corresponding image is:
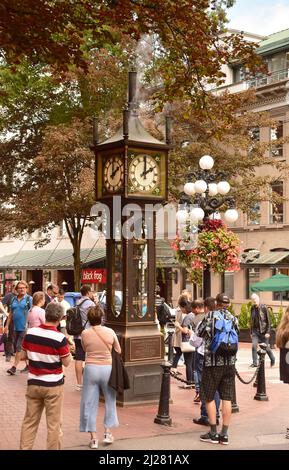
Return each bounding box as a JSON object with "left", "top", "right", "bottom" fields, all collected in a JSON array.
[
  {"left": 250, "top": 293, "right": 275, "bottom": 367},
  {"left": 19, "top": 302, "right": 71, "bottom": 450},
  {"left": 191, "top": 297, "right": 220, "bottom": 426},
  {"left": 56, "top": 288, "right": 71, "bottom": 335},
  {"left": 197, "top": 293, "right": 239, "bottom": 445},
  {"left": 2, "top": 284, "right": 17, "bottom": 362},
  {"left": 5, "top": 281, "right": 32, "bottom": 375},
  {"left": 174, "top": 297, "right": 195, "bottom": 389},
  {"left": 74, "top": 285, "right": 95, "bottom": 391},
  {"left": 43, "top": 284, "right": 59, "bottom": 308},
  {"left": 79, "top": 304, "right": 121, "bottom": 449},
  {"left": 171, "top": 295, "right": 189, "bottom": 376},
  {"left": 27, "top": 291, "right": 46, "bottom": 328},
  {"left": 276, "top": 306, "right": 289, "bottom": 439}
]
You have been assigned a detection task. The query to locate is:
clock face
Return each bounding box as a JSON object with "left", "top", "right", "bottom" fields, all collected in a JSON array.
[
  {"left": 103, "top": 156, "right": 124, "bottom": 193},
  {"left": 129, "top": 154, "right": 160, "bottom": 192}
]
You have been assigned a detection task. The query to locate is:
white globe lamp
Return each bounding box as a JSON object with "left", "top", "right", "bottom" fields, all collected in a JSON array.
[
  {"left": 194, "top": 180, "right": 207, "bottom": 194},
  {"left": 176, "top": 209, "right": 188, "bottom": 224},
  {"left": 199, "top": 155, "right": 214, "bottom": 170},
  {"left": 224, "top": 209, "right": 238, "bottom": 223},
  {"left": 184, "top": 182, "right": 195, "bottom": 196},
  {"left": 190, "top": 207, "right": 205, "bottom": 221},
  {"left": 217, "top": 181, "right": 230, "bottom": 195},
  {"left": 208, "top": 183, "right": 218, "bottom": 196}
]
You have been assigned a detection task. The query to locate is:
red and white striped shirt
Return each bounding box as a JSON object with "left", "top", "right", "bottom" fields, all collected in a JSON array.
[{"left": 22, "top": 324, "right": 70, "bottom": 387}]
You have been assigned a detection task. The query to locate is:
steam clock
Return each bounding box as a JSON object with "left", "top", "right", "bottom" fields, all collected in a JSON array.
[{"left": 93, "top": 72, "right": 171, "bottom": 405}]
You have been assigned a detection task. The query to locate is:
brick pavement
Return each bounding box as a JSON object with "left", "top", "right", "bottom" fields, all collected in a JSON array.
[{"left": 0, "top": 343, "right": 288, "bottom": 450}]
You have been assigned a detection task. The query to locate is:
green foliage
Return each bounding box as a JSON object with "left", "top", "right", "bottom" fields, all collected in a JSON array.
[
  {"left": 270, "top": 307, "right": 283, "bottom": 328},
  {"left": 227, "top": 303, "right": 236, "bottom": 317},
  {"left": 238, "top": 303, "right": 251, "bottom": 329}
]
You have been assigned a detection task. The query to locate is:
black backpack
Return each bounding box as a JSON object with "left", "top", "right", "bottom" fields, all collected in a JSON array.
[{"left": 66, "top": 299, "right": 89, "bottom": 336}]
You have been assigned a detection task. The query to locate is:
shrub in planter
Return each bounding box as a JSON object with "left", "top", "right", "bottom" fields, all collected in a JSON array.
[{"left": 238, "top": 303, "right": 250, "bottom": 329}]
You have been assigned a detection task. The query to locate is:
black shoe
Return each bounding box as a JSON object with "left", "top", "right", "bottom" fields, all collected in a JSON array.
[
  {"left": 7, "top": 366, "right": 16, "bottom": 376},
  {"left": 200, "top": 432, "right": 220, "bottom": 444},
  {"left": 20, "top": 365, "right": 29, "bottom": 373},
  {"left": 219, "top": 434, "right": 229, "bottom": 445},
  {"left": 193, "top": 417, "right": 209, "bottom": 426},
  {"left": 250, "top": 363, "right": 257, "bottom": 368}
]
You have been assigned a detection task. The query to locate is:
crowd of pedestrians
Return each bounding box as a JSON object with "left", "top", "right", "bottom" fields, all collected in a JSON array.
[{"left": 0, "top": 281, "right": 288, "bottom": 450}]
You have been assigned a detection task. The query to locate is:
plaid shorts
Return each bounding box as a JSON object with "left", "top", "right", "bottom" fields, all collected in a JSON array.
[
  {"left": 74, "top": 338, "right": 85, "bottom": 361},
  {"left": 200, "top": 365, "right": 236, "bottom": 402}
]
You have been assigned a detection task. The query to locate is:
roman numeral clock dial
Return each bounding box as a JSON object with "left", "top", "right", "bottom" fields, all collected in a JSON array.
[
  {"left": 103, "top": 156, "right": 124, "bottom": 193},
  {"left": 129, "top": 154, "right": 160, "bottom": 193}
]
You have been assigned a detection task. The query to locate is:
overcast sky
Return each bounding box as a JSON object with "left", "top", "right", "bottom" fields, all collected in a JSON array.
[{"left": 227, "top": 0, "right": 289, "bottom": 36}]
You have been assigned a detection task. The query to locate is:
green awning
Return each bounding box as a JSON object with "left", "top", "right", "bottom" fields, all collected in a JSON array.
[
  {"left": 251, "top": 273, "right": 289, "bottom": 292},
  {"left": 0, "top": 248, "right": 106, "bottom": 270},
  {"left": 156, "top": 239, "right": 179, "bottom": 268},
  {"left": 0, "top": 240, "right": 178, "bottom": 270}
]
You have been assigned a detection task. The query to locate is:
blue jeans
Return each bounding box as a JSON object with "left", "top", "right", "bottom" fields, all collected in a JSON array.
[
  {"left": 252, "top": 330, "right": 275, "bottom": 366},
  {"left": 80, "top": 364, "right": 119, "bottom": 433},
  {"left": 194, "top": 352, "right": 220, "bottom": 419},
  {"left": 194, "top": 352, "right": 203, "bottom": 393}
]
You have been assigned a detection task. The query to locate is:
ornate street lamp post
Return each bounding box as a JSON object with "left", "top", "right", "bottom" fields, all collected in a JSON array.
[{"left": 177, "top": 155, "right": 238, "bottom": 298}]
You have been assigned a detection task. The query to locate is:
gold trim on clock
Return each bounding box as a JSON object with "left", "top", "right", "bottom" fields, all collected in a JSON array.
[
  {"left": 129, "top": 154, "right": 160, "bottom": 193},
  {"left": 103, "top": 156, "right": 124, "bottom": 193}
]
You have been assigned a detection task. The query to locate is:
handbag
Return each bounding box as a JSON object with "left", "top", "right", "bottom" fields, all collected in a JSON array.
[
  {"left": 180, "top": 340, "right": 195, "bottom": 353},
  {"left": 92, "top": 327, "right": 130, "bottom": 393}
]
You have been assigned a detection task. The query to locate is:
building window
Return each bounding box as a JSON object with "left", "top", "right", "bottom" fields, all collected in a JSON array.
[
  {"left": 270, "top": 121, "right": 283, "bottom": 157},
  {"left": 248, "top": 202, "right": 260, "bottom": 225},
  {"left": 246, "top": 268, "right": 260, "bottom": 298},
  {"left": 232, "top": 66, "right": 246, "bottom": 83},
  {"left": 269, "top": 182, "right": 284, "bottom": 224},
  {"left": 272, "top": 268, "right": 289, "bottom": 301},
  {"left": 222, "top": 271, "right": 234, "bottom": 299},
  {"left": 248, "top": 126, "right": 260, "bottom": 142}
]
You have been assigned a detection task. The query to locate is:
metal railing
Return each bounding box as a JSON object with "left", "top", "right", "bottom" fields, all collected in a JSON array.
[{"left": 248, "top": 68, "right": 289, "bottom": 88}]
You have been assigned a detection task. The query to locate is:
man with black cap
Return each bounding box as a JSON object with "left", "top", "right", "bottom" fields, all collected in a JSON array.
[{"left": 197, "top": 293, "right": 239, "bottom": 446}]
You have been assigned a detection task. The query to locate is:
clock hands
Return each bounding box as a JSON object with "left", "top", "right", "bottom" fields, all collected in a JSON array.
[
  {"left": 110, "top": 166, "right": 120, "bottom": 179},
  {"left": 140, "top": 166, "right": 155, "bottom": 178}
]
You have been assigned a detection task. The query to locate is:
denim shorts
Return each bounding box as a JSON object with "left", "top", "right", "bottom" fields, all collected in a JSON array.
[{"left": 14, "top": 331, "right": 26, "bottom": 352}]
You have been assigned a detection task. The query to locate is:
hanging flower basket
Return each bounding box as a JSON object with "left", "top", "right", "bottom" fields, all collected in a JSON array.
[{"left": 172, "top": 219, "right": 241, "bottom": 286}]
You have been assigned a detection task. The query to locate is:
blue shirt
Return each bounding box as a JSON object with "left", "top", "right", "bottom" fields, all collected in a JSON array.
[{"left": 11, "top": 295, "right": 33, "bottom": 332}]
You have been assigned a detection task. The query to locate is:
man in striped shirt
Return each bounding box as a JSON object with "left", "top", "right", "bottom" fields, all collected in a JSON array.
[{"left": 19, "top": 302, "right": 72, "bottom": 450}]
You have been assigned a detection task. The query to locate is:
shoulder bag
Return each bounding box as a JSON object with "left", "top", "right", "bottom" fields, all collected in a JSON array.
[{"left": 92, "top": 327, "right": 130, "bottom": 393}]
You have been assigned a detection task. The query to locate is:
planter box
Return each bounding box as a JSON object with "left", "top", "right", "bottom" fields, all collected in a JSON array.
[{"left": 239, "top": 328, "right": 251, "bottom": 343}]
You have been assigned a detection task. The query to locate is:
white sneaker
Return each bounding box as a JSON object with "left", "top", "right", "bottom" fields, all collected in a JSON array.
[
  {"left": 75, "top": 384, "right": 83, "bottom": 391},
  {"left": 103, "top": 432, "right": 114, "bottom": 445},
  {"left": 89, "top": 438, "right": 98, "bottom": 449}
]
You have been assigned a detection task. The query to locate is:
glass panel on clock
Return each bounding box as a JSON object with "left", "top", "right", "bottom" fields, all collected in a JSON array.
[
  {"left": 112, "top": 241, "right": 123, "bottom": 317},
  {"left": 132, "top": 239, "right": 148, "bottom": 318}
]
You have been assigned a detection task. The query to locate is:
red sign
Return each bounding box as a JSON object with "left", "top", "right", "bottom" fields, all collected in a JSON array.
[{"left": 81, "top": 269, "right": 107, "bottom": 284}]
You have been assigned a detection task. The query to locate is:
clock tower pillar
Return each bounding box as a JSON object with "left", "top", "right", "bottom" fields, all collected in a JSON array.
[{"left": 92, "top": 72, "right": 171, "bottom": 406}]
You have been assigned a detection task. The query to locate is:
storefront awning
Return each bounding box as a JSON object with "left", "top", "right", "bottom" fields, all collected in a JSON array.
[
  {"left": 156, "top": 239, "right": 179, "bottom": 268},
  {"left": 241, "top": 251, "right": 289, "bottom": 267},
  {"left": 0, "top": 248, "right": 106, "bottom": 270},
  {"left": 0, "top": 240, "right": 178, "bottom": 271}
]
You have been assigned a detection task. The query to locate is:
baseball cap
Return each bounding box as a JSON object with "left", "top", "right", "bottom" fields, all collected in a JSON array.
[{"left": 216, "top": 293, "right": 230, "bottom": 305}]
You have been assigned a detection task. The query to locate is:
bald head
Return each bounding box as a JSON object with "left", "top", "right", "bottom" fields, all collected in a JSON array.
[{"left": 251, "top": 293, "right": 260, "bottom": 305}]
